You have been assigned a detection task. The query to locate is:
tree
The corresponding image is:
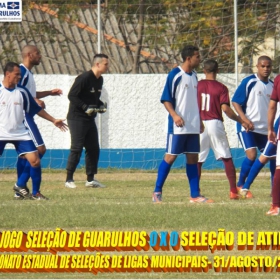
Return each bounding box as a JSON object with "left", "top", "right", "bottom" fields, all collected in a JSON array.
[
  {"left": 104, "top": 0, "right": 280, "bottom": 73},
  {"left": 105, "top": 0, "right": 172, "bottom": 73},
  {"left": 157, "top": 0, "right": 280, "bottom": 73},
  {"left": 0, "top": 0, "right": 279, "bottom": 74}
]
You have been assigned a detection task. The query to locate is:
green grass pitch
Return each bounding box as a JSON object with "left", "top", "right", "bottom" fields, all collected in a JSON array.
[{"left": 0, "top": 169, "right": 279, "bottom": 279}]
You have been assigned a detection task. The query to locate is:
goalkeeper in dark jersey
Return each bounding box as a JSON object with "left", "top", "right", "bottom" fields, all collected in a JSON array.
[{"left": 65, "top": 54, "right": 109, "bottom": 189}]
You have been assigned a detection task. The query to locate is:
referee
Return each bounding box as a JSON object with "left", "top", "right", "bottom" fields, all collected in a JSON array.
[{"left": 65, "top": 54, "right": 109, "bottom": 189}]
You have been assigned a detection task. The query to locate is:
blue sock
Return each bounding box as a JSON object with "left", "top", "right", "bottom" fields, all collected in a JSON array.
[
  {"left": 17, "top": 159, "right": 31, "bottom": 188},
  {"left": 17, "top": 160, "right": 31, "bottom": 188},
  {"left": 17, "top": 153, "right": 44, "bottom": 189},
  {"left": 243, "top": 159, "right": 264, "bottom": 190},
  {"left": 30, "top": 165, "right": 42, "bottom": 195},
  {"left": 154, "top": 160, "right": 171, "bottom": 192},
  {"left": 17, "top": 157, "right": 27, "bottom": 179},
  {"left": 270, "top": 159, "right": 276, "bottom": 187},
  {"left": 186, "top": 164, "right": 200, "bottom": 198},
  {"left": 237, "top": 157, "right": 255, "bottom": 187}
]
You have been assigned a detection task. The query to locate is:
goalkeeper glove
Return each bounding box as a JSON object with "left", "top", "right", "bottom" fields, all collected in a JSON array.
[
  {"left": 85, "top": 105, "right": 97, "bottom": 116},
  {"left": 98, "top": 102, "right": 107, "bottom": 113}
]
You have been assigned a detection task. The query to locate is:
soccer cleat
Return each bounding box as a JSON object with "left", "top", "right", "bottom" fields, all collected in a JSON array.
[
  {"left": 237, "top": 186, "right": 253, "bottom": 199},
  {"left": 230, "top": 192, "right": 239, "bottom": 200},
  {"left": 85, "top": 179, "right": 106, "bottom": 188},
  {"left": 31, "top": 192, "right": 49, "bottom": 200},
  {"left": 266, "top": 204, "right": 280, "bottom": 216},
  {"left": 65, "top": 181, "right": 77, "bottom": 189},
  {"left": 152, "top": 192, "right": 162, "bottom": 203},
  {"left": 190, "top": 196, "right": 214, "bottom": 203},
  {"left": 14, "top": 193, "right": 24, "bottom": 200},
  {"left": 13, "top": 184, "right": 31, "bottom": 199}
]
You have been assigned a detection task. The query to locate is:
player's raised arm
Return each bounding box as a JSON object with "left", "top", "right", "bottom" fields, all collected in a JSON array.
[
  {"left": 34, "top": 97, "right": 46, "bottom": 109},
  {"left": 36, "top": 88, "right": 62, "bottom": 98},
  {"left": 36, "top": 109, "right": 68, "bottom": 132}
]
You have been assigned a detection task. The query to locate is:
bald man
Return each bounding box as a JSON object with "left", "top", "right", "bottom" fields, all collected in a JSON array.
[
  {"left": 15, "top": 45, "right": 63, "bottom": 199},
  {"left": 232, "top": 56, "right": 274, "bottom": 199}
]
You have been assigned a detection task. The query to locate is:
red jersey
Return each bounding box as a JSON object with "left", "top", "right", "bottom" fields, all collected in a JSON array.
[
  {"left": 197, "top": 79, "right": 230, "bottom": 121},
  {"left": 270, "top": 75, "right": 280, "bottom": 140},
  {"left": 271, "top": 74, "right": 280, "bottom": 102}
]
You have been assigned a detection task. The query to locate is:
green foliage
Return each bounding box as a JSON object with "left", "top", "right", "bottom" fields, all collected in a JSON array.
[
  {"left": 272, "top": 48, "right": 280, "bottom": 74},
  {"left": 157, "top": 0, "right": 279, "bottom": 72},
  {"left": 104, "top": 0, "right": 280, "bottom": 72},
  {"left": 237, "top": 0, "right": 279, "bottom": 70},
  {"left": 3, "top": 0, "right": 280, "bottom": 73},
  {"left": 0, "top": 24, "right": 21, "bottom": 64}
]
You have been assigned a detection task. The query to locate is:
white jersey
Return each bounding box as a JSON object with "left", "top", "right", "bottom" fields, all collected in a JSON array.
[
  {"left": 232, "top": 74, "right": 273, "bottom": 135},
  {"left": 161, "top": 66, "right": 200, "bottom": 134},
  {"left": 0, "top": 83, "right": 41, "bottom": 140},
  {"left": 19, "top": 64, "right": 36, "bottom": 98}
]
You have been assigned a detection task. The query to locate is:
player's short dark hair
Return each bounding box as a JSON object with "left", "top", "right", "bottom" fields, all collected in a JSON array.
[
  {"left": 92, "top": 53, "right": 108, "bottom": 64},
  {"left": 257, "top": 55, "right": 272, "bottom": 64},
  {"left": 181, "top": 45, "right": 199, "bottom": 62},
  {"left": 203, "top": 59, "right": 218, "bottom": 73},
  {"left": 3, "top": 61, "right": 20, "bottom": 76}
]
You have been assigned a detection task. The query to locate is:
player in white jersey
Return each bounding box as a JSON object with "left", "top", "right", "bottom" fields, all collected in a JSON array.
[
  {"left": 0, "top": 62, "right": 67, "bottom": 200},
  {"left": 15, "top": 45, "right": 62, "bottom": 199},
  {"left": 240, "top": 107, "right": 280, "bottom": 197},
  {"left": 152, "top": 45, "right": 213, "bottom": 204},
  {"left": 232, "top": 56, "right": 273, "bottom": 198}
]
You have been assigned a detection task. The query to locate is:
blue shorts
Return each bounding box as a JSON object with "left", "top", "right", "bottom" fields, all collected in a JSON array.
[
  {"left": 0, "top": 140, "right": 37, "bottom": 157},
  {"left": 262, "top": 141, "right": 277, "bottom": 157},
  {"left": 166, "top": 133, "right": 200, "bottom": 155},
  {"left": 24, "top": 113, "right": 44, "bottom": 147},
  {"left": 238, "top": 131, "right": 267, "bottom": 152}
]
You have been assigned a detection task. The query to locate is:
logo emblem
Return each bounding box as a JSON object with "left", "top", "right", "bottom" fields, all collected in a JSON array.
[
  {"left": 7, "top": 2, "right": 19, "bottom": 9},
  {"left": 0, "top": 0, "right": 22, "bottom": 22}
]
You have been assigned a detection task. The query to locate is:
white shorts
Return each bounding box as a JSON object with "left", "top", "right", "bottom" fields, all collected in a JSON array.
[
  {"left": 199, "top": 119, "right": 232, "bottom": 162},
  {"left": 276, "top": 141, "right": 280, "bottom": 166}
]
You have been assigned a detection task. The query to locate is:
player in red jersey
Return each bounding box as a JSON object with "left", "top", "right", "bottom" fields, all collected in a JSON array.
[
  {"left": 197, "top": 59, "right": 250, "bottom": 199},
  {"left": 266, "top": 74, "right": 280, "bottom": 215}
]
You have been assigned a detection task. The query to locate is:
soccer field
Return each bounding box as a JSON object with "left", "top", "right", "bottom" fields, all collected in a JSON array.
[{"left": 0, "top": 169, "right": 279, "bottom": 279}]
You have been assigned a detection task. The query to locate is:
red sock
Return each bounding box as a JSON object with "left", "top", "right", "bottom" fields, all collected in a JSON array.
[
  {"left": 222, "top": 158, "right": 237, "bottom": 193},
  {"left": 272, "top": 169, "right": 280, "bottom": 207}
]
